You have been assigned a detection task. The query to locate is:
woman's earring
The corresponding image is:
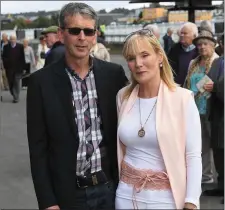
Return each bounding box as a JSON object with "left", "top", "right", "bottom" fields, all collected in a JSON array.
[{"left": 159, "top": 63, "right": 163, "bottom": 68}]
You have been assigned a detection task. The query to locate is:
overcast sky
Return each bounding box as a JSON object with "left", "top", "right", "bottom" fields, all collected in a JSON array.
[
  {"left": 1, "top": 1, "right": 222, "bottom": 14},
  {"left": 1, "top": 1, "right": 152, "bottom": 14}
]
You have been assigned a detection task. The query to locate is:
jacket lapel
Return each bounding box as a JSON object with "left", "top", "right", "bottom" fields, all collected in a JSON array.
[
  {"left": 117, "top": 85, "right": 138, "bottom": 175},
  {"left": 118, "top": 85, "right": 139, "bottom": 124},
  {"left": 52, "top": 58, "right": 78, "bottom": 139},
  {"left": 92, "top": 58, "right": 110, "bottom": 139}
]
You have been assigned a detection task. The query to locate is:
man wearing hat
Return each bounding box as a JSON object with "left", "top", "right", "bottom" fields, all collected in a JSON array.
[{"left": 41, "top": 25, "right": 65, "bottom": 67}]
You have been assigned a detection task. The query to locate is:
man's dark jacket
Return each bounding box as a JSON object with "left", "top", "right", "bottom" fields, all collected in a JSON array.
[
  {"left": 168, "top": 42, "right": 198, "bottom": 86},
  {"left": 2, "top": 43, "right": 26, "bottom": 85},
  {"left": 208, "top": 56, "right": 224, "bottom": 149},
  {"left": 26, "top": 57, "right": 128, "bottom": 209},
  {"left": 163, "top": 34, "right": 174, "bottom": 55},
  {"left": 44, "top": 41, "right": 65, "bottom": 67}
]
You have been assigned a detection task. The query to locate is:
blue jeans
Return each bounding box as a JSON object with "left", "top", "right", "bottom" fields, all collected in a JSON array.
[{"left": 67, "top": 181, "right": 115, "bottom": 210}]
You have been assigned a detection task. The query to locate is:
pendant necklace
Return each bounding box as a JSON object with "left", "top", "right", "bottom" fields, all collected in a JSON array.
[{"left": 138, "top": 98, "right": 157, "bottom": 137}]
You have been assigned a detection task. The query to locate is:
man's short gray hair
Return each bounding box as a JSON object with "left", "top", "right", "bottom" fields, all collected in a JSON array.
[
  {"left": 180, "top": 22, "right": 198, "bottom": 38},
  {"left": 143, "top": 24, "right": 160, "bottom": 35},
  {"left": 167, "top": 27, "right": 173, "bottom": 33},
  {"left": 200, "top": 20, "right": 213, "bottom": 32},
  {"left": 59, "top": 2, "right": 98, "bottom": 28}
]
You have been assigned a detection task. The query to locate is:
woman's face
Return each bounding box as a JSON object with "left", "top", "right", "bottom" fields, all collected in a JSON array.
[
  {"left": 126, "top": 39, "right": 162, "bottom": 85},
  {"left": 23, "top": 40, "right": 28, "bottom": 48},
  {"left": 197, "top": 39, "right": 214, "bottom": 57}
]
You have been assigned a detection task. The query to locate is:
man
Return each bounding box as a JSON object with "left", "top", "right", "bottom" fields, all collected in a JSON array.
[
  {"left": 168, "top": 22, "right": 199, "bottom": 86},
  {"left": 215, "top": 34, "right": 224, "bottom": 56},
  {"left": 96, "top": 26, "right": 106, "bottom": 46},
  {"left": 1, "top": 33, "right": 9, "bottom": 90},
  {"left": 27, "top": 2, "right": 128, "bottom": 210},
  {"left": 200, "top": 20, "right": 213, "bottom": 32},
  {"left": 35, "top": 35, "right": 49, "bottom": 70},
  {"left": 1, "top": 33, "right": 9, "bottom": 52},
  {"left": 163, "top": 27, "right": 174, "bottom": 55},
  {"left": 143, "top": 23, "right": 160, "bottom": 40},
  {"left": 41, "top": 26, "right": 65, "bottom": 67},
  {"left": 2, "top": 35, "right": 25, "bottom": 103},
  {"left": 204, "top": 35, "right": 224, "bottom": 204}
]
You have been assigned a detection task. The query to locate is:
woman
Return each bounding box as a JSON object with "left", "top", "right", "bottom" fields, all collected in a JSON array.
[
  {"left": 22, "top": 39, "right": 35, "bottom": 88},
  {"left": 36, "top": 35, "right": 49, "bottom": 70},
  {"left": 184, "top": 30, "right": 218, "bottom": 185},
  {"left": 90, "top": 43, "right": 110, "bottom": 62},
  {"left": 116, "top": 29, "right": 202, "bottom": 210}
]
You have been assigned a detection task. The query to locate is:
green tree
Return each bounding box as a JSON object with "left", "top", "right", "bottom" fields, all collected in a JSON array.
[
  {"left": 14, "top": 18, "right": 27, "bottom": 29},
  {"left": 33, "top": 16, "right": 51, "bottom": 28},
  {"left": 139, "top": 11, "right": 143, "bottom": 19},
  {"left": 98, "top": 9, "right": 107, "bottom": 14},
  {"left": 109, "top": 8, "right": 130, "bottom": 14},
  {"left": 51, "top": 13, "right": 59, "bottom": 26}
]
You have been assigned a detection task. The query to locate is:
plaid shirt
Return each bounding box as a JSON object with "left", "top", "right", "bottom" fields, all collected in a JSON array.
[{"left": 66, "top": 59, "right": 103, "bottom": 176}]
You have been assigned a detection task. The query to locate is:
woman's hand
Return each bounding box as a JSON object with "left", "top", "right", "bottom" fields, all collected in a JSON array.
[
  {"left": 204, "top": 81, "right": 214, "bottom": 92},
  {"left": 46, "top": 205, "right": 60, "bottom": 210},
  {"left": 184, "top": 202, "right": 197, "bottom": 209}
]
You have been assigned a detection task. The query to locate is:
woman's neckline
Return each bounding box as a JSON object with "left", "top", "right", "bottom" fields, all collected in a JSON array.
[{"left": 138, "top": 96, "right": 158, "bottom": 100}]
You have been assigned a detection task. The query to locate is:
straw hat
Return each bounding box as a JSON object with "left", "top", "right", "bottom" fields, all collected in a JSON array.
[{"left": 193, "top": 30, "right": 217, "bottom": 46}]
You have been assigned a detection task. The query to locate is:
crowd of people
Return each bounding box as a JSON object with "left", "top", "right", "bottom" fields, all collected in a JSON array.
[
  {"left": 0, "top": 20, "right": 109, "bottom": 102},
  {"left": 1, "top": 2, "right": 224, "bottom": 210}
]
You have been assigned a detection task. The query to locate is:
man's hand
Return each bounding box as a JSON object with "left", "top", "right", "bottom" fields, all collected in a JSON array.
[
  {"left": 204, "top": 81, "right": 214, "bottom": 92},
  {"left": 46, "top": 205, "right": 60, "bottom": 210}
]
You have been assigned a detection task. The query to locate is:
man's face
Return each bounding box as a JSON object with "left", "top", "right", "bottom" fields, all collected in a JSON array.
[
  {"left": 44, "top": 33, "right": 58, "bottom": 48},
  {"left": 180, "top": 26, "right": 195, "bottom": 47},
  {"left": 168, "top": 30, "right": 173, "bottom": 36},
  {"left": 59, "top": 14, "right": 97, "bottom": 59},
  {"left": 2, "top": 34, "right": 8, "bottom": 42},
  {"left": 10, "top": 36, "right": 17, "bottom": 45}
]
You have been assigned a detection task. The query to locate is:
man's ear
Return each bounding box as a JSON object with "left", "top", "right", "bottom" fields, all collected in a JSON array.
[{"left": 58, "top": 28, "right": 64, "bottom": 44}]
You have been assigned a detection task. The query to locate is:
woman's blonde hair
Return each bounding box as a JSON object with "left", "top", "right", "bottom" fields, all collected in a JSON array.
[{"left": 122, "top": 32, "right": 177, "bottom": 99}]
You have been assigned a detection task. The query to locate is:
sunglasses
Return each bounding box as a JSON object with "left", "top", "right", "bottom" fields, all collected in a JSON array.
[
  {"left": 123, "top": 29, "right": 154, "bottom": 43},
  {"left": 62, "top": 27, "right": 96, "bottom": 36}
]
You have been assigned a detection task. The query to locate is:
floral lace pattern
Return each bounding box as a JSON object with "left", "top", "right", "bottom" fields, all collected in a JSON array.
[
  {"left": 120, "top": 160, "right": 171, "bottom": 209},
  {"left": 121, "top": 160, "right": 171, "bottom": 192}
]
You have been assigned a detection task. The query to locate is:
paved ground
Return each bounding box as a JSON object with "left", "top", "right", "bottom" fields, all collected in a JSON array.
[{"left": 0, "top": 54, "right": 223, "bottom": 209}]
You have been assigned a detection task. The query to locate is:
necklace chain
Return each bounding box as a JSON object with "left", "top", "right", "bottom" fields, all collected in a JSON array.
[{"left": 139, "top": 98, "right": 157, "bottom": 129}]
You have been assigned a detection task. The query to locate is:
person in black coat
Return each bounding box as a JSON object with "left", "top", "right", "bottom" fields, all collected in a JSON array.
[
  {"left": 203, "top": 52, "right": 224, "bottom": 203},
  {"left": 41, "top": 26, "right": 65, "bottom": 67},
  {"left": 2, "top": 35, "right": 26, "bottom": 102},
  {"left": 163, "top": 27, "right": 174, "bottom": 55},
  {"left": 26, "top": 3, "right": 128, "bottom": 210}
]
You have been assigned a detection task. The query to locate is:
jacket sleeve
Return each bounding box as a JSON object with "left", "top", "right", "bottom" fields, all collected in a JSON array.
[
  {"left": 116, "top": 89, "right": 123, "bottom": 117},
  {"left": 50, "top": 47, "right": 65, "bottom": 64},
  {"left": 116, "top": 65, "right": 128, "bottom": 116},
  {"left": 163, "top": 36, "right": 169, "bottom": 54},
  {"left": 167, "top": 45, "right": 177, "bottom": 77},
  {"left": 214, "top": 76, "right": 224, "bottom": 103},
  {"left": 26, "top": 74, "right": 57, "bottom": 209},
  {"left": 2, "top": 45, "right": 8, "bottom": 70}
]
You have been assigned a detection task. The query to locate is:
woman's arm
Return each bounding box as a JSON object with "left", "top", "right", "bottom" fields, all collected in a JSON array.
[{"left": 184, "top": 96, "right": 202, "bottom": 208}]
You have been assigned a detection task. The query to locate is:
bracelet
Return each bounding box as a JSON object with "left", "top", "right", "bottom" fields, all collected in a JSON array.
[{"left": 183, "top": 208, "right": 196, "bottom": 210}]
